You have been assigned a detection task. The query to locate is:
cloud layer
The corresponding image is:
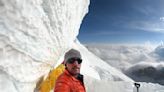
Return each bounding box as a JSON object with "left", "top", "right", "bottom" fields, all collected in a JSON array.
[{"left": 86, "top": 43, "right": 164, "bottom": 85}]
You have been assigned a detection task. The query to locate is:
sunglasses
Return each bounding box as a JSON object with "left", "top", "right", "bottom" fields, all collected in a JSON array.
[{"left": 67, "top": 58, "right": 82, "bottom": 64}]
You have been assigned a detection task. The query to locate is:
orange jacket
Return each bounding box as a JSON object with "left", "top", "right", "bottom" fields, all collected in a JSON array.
[{"left": 54, "top": 69, "right": 86, "bottom": 92}]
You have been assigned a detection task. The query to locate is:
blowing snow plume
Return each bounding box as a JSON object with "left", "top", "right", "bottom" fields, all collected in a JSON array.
[{"left": 154, "top": 45, "right": 164, "bottom": 61}]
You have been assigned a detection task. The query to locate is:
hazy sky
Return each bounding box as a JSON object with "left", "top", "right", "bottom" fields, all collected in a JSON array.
[{"left": 78, "top": 0, "right": 164, "bottom": 44}]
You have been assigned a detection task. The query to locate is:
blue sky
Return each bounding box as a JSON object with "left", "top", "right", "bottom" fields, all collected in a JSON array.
[{"left": 78, "top": 0, "right": 164, "bottom": 44}]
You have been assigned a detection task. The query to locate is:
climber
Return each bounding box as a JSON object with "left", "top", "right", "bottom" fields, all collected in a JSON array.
[{"left": 54, "top": 49, "right": 86, "bottom": 92}]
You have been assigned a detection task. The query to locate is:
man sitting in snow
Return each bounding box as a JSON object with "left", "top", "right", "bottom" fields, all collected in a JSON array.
[{"left": 54, "top": 49, "right": 86, "bottom": 92}]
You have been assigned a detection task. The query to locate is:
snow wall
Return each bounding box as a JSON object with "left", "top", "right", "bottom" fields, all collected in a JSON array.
[{"left": 0, "top": 0, "right": 89, "bottom": 91}]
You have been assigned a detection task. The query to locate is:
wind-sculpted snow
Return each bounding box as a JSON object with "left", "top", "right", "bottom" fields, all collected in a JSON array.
[
  {"left": 0, "top": 0, "right": 89, "bottom": 91},
  {"left": 0, "top": 69, "right": 17, "bottom": 92}
]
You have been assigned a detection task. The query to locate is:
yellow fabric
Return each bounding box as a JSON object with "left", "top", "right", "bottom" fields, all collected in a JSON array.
[{"left": 39, "top": 64, "right": 65, "bottom": 92}]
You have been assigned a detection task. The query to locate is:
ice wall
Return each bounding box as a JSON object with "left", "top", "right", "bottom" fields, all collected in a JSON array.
[{"left": 0, "top": 0, "right": 89, "bottom": 91}]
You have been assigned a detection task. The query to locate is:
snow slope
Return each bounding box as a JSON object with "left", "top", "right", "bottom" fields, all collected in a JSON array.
[{"left": 72, "top": 41, "right": 133, "bottom": 81}]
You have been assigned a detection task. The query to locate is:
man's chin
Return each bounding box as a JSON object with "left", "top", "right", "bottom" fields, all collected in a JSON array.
[
  {"left": 72, "top": 71, "right": 80, "bottom": 75},
  {"left": 74, "top": 71, "right": 80, "bottom": 74}
]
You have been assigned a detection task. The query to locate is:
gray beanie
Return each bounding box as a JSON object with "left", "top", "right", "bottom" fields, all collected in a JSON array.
[{"left": 64, "top": 49, "right": 81, "bottom": 63}]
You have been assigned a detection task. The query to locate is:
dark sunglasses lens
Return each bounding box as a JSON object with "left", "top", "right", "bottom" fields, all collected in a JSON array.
[
  {"left": 77, "top": 58, "right": 82, "bottom": 64},
  {"left": 67, "top": 58, "right": 75, "bottom": 64},
  {"left": 67, "top": 58, "right": 82, "bottom": 64}
]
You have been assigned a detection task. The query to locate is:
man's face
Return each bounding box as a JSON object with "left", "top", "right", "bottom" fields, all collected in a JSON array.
[{"left": 65, "top": 58, "right": 82, "bottom": 76}]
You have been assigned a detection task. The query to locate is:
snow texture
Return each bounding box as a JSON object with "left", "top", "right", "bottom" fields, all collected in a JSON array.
[{"left": 0, "top": 0, "right": 89, "bottom": 91}]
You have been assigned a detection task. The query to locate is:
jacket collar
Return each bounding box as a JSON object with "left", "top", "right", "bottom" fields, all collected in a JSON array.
[{"left": 64, "top": 69, "right": 82, "bottom": 82}]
